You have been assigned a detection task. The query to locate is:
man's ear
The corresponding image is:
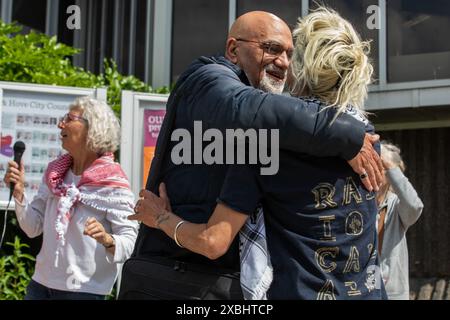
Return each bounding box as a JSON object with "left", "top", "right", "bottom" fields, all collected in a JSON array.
[{"left": 225, "top": 38, "right": 238, "bottom": 63}]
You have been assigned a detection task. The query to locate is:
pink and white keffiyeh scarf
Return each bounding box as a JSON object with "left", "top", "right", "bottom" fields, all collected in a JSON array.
[{"left": 44, "top": 152, "right": 134, "bottom": 266}]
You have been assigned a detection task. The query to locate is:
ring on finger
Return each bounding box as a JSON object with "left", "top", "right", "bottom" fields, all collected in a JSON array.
[{"left": 359, "top": 172, "right": 368, "bottom": 179}]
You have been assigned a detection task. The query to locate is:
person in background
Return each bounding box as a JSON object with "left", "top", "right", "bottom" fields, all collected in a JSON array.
[
  {"left": 3, "top": 97, "right": 138, "bottom": 300},
  {"left": 377, "top": 141, "right": 423, "bottom": 300}
]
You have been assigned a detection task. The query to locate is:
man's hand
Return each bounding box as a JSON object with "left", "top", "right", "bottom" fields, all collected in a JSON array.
[
  {"left": 129, "top": 183, "right": 173, "bottom": 229},
  {"left": 347, "top": 133, "right": 384, "bottom": 192}
]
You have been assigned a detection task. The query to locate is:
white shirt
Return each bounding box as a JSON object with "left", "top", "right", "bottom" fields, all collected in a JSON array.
[{"left": 15, "top": 170, "right": 138, "bottom": 295}]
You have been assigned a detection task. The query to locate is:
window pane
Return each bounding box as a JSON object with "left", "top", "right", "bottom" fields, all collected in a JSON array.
[
  {"left": 12, "top": 0, "right": 47, "bottom": 33},
  {"left": 121, "top": 0, "right": 132, "bottom": 74},
  {"left": 57, "top": 0, "right": 75, "bottom": 47},
  {"left": 387, "top": 0, "right": 450, "bottom": 82},
  {"left": 310, "top": 0, "right": 379, "bottom": 82},
  {"left": 134, "top": 0, "right": 148, "bottom": 81},
  {"left": 237, "top": 0, "right": 302, "bottom": 30},
  {"left": 93, "top": 0, "right": 115, "bottom": 73},
  {"left": 88, "top": 0, "right": 104, "bottom": 74},
  {"left": 171, "top": 0, "right": 229, "bottom": 83}
]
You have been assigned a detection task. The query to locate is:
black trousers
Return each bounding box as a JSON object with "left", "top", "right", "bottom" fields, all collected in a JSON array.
[{"left": 118, "top": 256, "right": 243, "bottom": 300}]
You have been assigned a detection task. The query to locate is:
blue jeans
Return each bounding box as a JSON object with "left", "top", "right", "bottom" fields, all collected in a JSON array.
[{"left": 25, "top": 279, "right": 106, "bottom": 300}]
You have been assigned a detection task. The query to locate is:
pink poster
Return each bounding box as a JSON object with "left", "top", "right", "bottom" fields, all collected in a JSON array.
[{"left": 143, "top": 109, "right": 166, "bottom": 186}]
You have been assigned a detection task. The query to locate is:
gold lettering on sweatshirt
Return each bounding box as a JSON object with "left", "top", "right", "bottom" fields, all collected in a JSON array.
[
  {"left": 342, "top": 177, "right": 363, "bottom": 205},
  {"left": 343, "top": 246, "right": 361, "bottom": 273},
  {"left": 319, "top": 215, "right": 336, "bottom": 241},
  {"left": 315, "top": 247, "right": 339, "bottom": 273},
  {"left": 317, "top": 280, "right": 336, "bottom": 300},
  {"left": 345, "top": 281, "right": 362, "bottom": 296},
  {"left": 312, "top": 183, "right": 338, "bottom": 209}
]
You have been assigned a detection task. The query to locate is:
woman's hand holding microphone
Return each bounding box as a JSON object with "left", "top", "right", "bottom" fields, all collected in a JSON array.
[{"left": 3, "top": 160, "right": 25, "bottom": 203}]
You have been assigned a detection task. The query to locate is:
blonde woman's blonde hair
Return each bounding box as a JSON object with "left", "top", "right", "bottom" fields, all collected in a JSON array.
[{"left": 290, "top": 7, "right": 373, "bottom": 117}]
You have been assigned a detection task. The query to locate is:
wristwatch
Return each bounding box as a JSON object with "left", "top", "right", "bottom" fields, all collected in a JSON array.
[{"left": 103, "top": 235, "right": 115, "bottom": 248}]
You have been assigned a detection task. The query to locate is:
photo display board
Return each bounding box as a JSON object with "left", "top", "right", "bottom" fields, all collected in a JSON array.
[{"left": 0, "top": 82, "right": 106, "bottom": 209}]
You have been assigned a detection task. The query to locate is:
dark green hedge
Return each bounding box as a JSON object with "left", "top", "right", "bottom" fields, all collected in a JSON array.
[{"left": 0, "top": 20, "right": 169, "bottom": 117}]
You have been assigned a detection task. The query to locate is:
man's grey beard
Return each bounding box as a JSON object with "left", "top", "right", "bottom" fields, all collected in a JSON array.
[
  {"left": 244, "top": 65, "right": 286, "bottom": 94},
  {"left": 259, "top": 70, "right": 286, "bottom": 94},
  {"left": 259, "top": 64, "right": 286, "bottom": 94}
]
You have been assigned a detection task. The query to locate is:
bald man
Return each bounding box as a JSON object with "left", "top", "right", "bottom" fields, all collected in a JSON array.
[
  {"left": 120, "top": 11, "right": 382, "bottom": 300},
  {"left": 226, "top": 11, "right": 292, "bottom": 94}
]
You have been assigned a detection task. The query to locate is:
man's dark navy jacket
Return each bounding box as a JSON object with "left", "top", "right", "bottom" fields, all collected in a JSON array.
[{"left": 133, "top": 56, "right": 366, "bottom": 270}]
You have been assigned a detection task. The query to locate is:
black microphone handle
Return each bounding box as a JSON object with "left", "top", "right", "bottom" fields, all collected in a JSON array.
[{"left": 9, "top": 151, "right": 24, "bottom": 201}]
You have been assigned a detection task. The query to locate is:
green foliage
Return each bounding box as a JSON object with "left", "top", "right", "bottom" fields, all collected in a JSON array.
[
  {"left": 106, "top": 286, "right": 117, "bottom": 300},
  {"left": 0, "top": 20, "right": 169, "bottom": 118},
  {"left": 103, "top": 59, "right": 169, "bottom": 116},
  {"left": 0, "top": 21, "right": 100, "bottom": 87},
  {"left": 0, "top": 236, "right": 35, "bottom": 300}
]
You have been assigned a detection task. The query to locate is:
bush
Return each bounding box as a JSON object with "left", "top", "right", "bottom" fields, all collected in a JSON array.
[
  {"left": 0, "top": 20, "right": 169, "bottom": 118},
  {"left": 0, "top": 21, "right": 100, "bottom": 87},
  {"left": 103, "top": 59, "right": 169, "bottom": 116},
  {"left": 0, "top": 236, "right": 35, "bottom": 300}
]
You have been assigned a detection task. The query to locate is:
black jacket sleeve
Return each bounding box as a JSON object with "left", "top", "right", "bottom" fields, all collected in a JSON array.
[{"left": 182, "top": 63, "right": 365, "bottom": 160}]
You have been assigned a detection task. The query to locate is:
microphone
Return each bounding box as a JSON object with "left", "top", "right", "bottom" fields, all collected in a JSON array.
[{"left": 9, "top": 141, "right": 26, "bottom": 201}]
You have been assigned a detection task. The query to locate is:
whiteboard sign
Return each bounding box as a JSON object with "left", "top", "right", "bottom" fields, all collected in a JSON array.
[{"left": 0, "top": 82, "right": 106, "bottom": 209}]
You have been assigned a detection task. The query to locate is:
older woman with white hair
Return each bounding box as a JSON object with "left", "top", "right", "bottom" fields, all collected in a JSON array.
[{"left": 3, "top": 96, "right": 138, "bottom": 300}]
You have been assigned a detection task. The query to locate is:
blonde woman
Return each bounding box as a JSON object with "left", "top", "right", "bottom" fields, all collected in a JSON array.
[
  {"left": 289, "top": 8, "right": 372, "bottom": 118},
  {"left": 132, "top": 8, "right": 385, "bottom": 299}
]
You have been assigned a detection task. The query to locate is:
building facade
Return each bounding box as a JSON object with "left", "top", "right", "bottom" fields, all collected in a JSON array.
[{"left": 1, "top": 0, "right": 449, "bottom": 280}]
